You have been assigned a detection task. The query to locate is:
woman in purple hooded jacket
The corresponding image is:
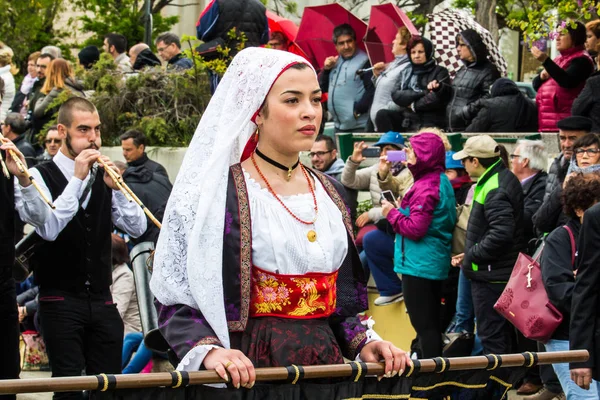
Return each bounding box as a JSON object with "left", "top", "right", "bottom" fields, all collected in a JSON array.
[{"left": 382, "top": 132, "right": 456, "bottom": 358}]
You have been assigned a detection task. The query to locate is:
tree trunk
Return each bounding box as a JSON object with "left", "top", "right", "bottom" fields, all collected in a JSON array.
[{"left": 476, "top": 0, "right": 499, "bottom": 44}]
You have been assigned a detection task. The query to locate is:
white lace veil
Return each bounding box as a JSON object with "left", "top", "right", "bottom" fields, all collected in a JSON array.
[{"left": 150, "top": 48, "right": 315, "bottom": 349}]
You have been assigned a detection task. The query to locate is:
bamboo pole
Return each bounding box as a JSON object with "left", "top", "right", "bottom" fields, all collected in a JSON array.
[
  {"left": 0, "top": 350, "right": 588, "bottom": 395},
  {"left": 97, "top": 158, "right": 133, "bottom": 202},
  {"left": 0, "top": 149, "right": 10, "bottom": 178}
]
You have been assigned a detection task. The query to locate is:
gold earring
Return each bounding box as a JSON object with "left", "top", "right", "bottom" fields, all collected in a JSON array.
[{"left": 254, "top": 127, "right": 259, "bottom": 142}]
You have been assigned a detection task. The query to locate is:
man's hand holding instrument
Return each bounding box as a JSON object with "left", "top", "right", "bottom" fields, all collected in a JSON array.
[{"left": 0, "top": 135, "right": 55, "bottom": 209}]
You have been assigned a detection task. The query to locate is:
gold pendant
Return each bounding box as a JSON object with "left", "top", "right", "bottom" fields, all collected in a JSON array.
[
  {"left": 307, "top": 230, "right": 317, "bottom": 242},
  {"left": 286, "top": 168, "right": 292, "bottom": 181}
]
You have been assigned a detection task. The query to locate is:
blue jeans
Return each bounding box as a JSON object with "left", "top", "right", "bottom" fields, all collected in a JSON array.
[
  {"left": 362, "top": 229, "right": 402, "bottom": 296},
  {"left": 454, "top": 270, "right": 475, "bottom": 333},
  {"left": 122, "top": 332, "right": 153, "bottom": 374},
  {"left": 545, "top": 339, "right": 600, "bottom": 399}
]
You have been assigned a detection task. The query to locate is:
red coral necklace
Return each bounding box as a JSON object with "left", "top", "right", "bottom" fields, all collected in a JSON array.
[{"left": 251, "top": 152, "right": 318, "bottom": 242}]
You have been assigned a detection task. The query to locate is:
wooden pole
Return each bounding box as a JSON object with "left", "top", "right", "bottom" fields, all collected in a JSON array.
[{"left": 0, "top": 350, "right": 588, "bottom": 394}]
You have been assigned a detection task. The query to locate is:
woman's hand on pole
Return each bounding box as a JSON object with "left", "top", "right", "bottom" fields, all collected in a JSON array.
[
  {"left": 203, "top": 348, "right": 256, "bottom": 389},
  {"left": 359, "top": 340, "right": 412, "bottom": 379}
]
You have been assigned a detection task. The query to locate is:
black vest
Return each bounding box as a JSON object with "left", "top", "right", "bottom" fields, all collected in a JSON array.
[
  {"left": 32, "top": 161, "right": 113, "bottom": 293},
  {"left": 214, "top": 0, "right": 267, "bottom": 48},
  {"left": 0, "top": 149, "right": 15, "bottom": 280}
]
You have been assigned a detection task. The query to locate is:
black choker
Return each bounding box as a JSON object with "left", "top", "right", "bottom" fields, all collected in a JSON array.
[{"left": 255, "top": 148, "right": 300, "bottom": 181}]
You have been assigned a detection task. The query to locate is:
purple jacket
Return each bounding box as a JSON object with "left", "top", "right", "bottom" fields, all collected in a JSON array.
[{"left": 386, "top": 133, "right": 446, "bottom": 240}]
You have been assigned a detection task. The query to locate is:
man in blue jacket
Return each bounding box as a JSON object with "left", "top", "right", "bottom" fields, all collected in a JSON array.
[{"left": 319, "top": 24, "right": 374, "bottom": 132}]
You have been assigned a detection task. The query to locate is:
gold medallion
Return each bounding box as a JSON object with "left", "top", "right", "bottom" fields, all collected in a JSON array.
[{"left": 307, "top": 230, "right": 317, "bottom": 242}]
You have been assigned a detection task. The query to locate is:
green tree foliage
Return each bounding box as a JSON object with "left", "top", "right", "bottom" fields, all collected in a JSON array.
[
  {"left": 457, "top": 0, "right": 600, "bottom": 43},
  {"left": 505, "top": 0, "right": 599, "bottom": 43},
  {"left": 70, "top": 0, "right": 180, "bottom": 49},
  {"left": 79, "top": 31, "right": 247, "bottom": 146},
  {"left": 78, "top": 53, "right": 211, "bottom": 147},
  {"left": 0, "top": 0, "right": 69, "bottom": 73}
]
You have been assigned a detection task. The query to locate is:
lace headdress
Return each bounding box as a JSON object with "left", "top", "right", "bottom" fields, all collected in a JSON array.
[{"left": 150, "top": 48, "right": 314, "bottom": 349}]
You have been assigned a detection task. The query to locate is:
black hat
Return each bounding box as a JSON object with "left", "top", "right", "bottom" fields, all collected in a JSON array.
[
  {"left": 557, "top": 116, "right": 593, "bottom": 132},
  {"left": 78, "top": 46, "right": 100, "bottom": 69}
]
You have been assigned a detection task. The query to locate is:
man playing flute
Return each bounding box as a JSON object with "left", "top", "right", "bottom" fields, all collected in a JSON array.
[
  {"left": 1, "top": 140, "right": 51, "bottom": 400},
  {"left": 15, "top": 97, "right": 147, "bottom": 400}
]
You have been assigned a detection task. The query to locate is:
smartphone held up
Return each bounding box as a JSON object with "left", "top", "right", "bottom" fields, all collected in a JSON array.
[
  {"left": 361, "top": 147, "right": 381, "bottom": 158},
  {"left": 386, "top": 150, "right": 406, "bottom": 163}
]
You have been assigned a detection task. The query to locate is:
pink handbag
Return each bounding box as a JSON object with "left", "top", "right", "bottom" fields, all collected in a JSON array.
[{"left": 493, "top": 242, "right": 564, "bottom": 343}]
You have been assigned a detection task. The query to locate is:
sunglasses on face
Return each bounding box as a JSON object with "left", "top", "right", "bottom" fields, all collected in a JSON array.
[{"left": 45, "top": 138, "right": 62, "bottom": 145}]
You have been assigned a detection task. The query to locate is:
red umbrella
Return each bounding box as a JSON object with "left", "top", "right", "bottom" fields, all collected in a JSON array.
[
  {"left": 364, "top": 3, "right": 419, "bottom": 65},
  {"left": 296, "top": 4, "right": 367, "bottom": 70},
  {"left": 265, "top": 10, "right": 309, "bottom": 61}
]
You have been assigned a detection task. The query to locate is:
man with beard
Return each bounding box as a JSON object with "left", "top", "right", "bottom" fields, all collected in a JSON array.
[
  {"left": 16, "top": 97, "right": 146, "bottom": 400},
  {"left": 1, "top": 139, "right": 50, "bottom": 400},
  {"left": 309, "top": 135, "right": 345, "bottom": 181}
]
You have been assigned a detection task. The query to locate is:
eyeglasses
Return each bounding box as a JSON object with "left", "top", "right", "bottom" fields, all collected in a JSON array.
[
  {"left": 45, "top": 138, "right": 62, "bottom": 145},
  {"left": 308, "top": 150, "right": 333, "bottom": 158},
  {"left": 575, "top": 148, "right": 600, "bottom": 156}
]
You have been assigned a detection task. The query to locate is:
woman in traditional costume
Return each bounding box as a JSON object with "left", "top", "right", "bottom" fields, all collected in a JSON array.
[{"left": 149, "top": 47, "right": 410, "bottom": 389}]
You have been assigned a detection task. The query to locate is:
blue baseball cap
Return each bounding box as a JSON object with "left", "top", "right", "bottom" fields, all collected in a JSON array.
[
  {"left": 446, "top": 151, "right": 465, "bottom": 170},
  {"left": 373, "top": 131, "right": 405, "bottom": 149}
]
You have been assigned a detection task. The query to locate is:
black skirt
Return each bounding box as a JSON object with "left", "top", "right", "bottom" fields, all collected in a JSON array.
[{"left": 231, "top": 317, "right": 345, "bottom": 368}]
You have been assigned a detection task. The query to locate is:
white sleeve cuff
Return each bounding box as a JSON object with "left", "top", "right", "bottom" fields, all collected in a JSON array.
[
  {"left": 176, "top": 344, "right": 222, "bottom": 372},
  {"left": 355, "top": 316, "right": 383, "bottom": 361}
]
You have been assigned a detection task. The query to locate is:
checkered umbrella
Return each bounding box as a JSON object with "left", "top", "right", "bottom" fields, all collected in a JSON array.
[{"left": 427, "top": 9, "right": 507, "bottom": 78}]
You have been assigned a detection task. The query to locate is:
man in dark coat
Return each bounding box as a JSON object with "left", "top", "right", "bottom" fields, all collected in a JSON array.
[
  {"left": 452, "top": 135, "right": 525, "bottom": 355},
  {"left": 570, "top": 202, "right": 600, "bottom": 391},
  {"left": 532, "top": 116, "right": 591, "bottom": 234},
  {"left": 156, "top": 33, "right": 193, "bottom": 71},
  {"left": 195, "top": 0, "right": 268, "bottom": 50},
  {"left": 117, "top": 161, "right": 172, "bottom": 245},
  {"left": 510, "top": 139, "right": 548, "bottom": 246},
  {"left": 120, "top": 129, "right": 169, "bottom": 179},
  {"left": 465, "top": 78, "right": 538, "bottom": 132},
  {"left": 129, "top": 44, "right": 161, "bottom": 71},
  {"left": 2, "top": 113, "right": 36, "bottom": 168},
  {"left": 195, "top": 0, "right": 268, "bottom": 93},
  {"left": 572, "top": 69, "right": 600, "bottom": 131},
  {"left": 433, "top": 29, "right": 500, "bottom": 132}
]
